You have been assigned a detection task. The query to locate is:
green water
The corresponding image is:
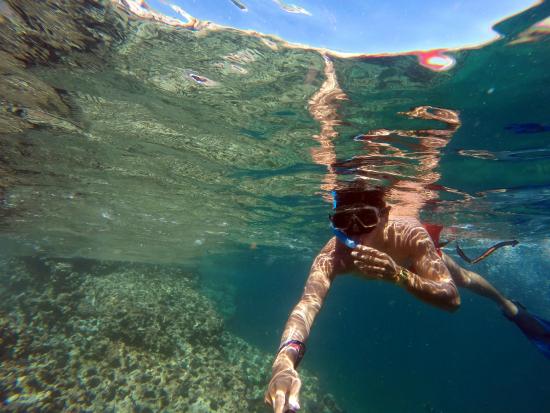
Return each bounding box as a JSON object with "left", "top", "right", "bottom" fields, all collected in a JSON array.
[{"left": 1, "top": 1, "right": 550, "bottom": 412}]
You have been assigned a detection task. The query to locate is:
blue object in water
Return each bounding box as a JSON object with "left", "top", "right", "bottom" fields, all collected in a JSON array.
[
  {"left": 507, "top": 302, "right": 550, "bottom": 360},
  {"left": 505, "top": 123, "right": 550, "bottom": 134},
  {"left": 331, "top": 189, "right": 357, "bottom": 248},
  {"left": 331, "top": 225, "right": 358, "bottom": 249}
]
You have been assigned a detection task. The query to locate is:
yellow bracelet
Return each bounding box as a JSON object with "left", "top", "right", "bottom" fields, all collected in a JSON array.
[{"left": 396, "top": 267, "right": 410, "bottom": 285}]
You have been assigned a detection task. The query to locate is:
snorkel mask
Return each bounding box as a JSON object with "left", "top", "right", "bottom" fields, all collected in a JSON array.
[
  {"left": 330, "top": 190, "right": 382, "bottom": 249},
  {"left": 329, "top": 205, "right": 380, "bottom": 234}
]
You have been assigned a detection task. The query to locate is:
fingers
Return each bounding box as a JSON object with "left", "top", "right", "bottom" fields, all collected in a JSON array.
[
  {"left": 358, "top": 256, "right": 387, "bottom": 267},
  {"left": 354, "top": 245, "right": 387, "bottom": 259},
  {"left": 354, "top": 262, "right": 385, "bottom": 273},
  {"left": 267, "top": 371, "right": 302, "bottom": 413},
  {"left": 354, "top": 262, "right": 388, "bottom": 278},
  {"left": 352, "top": 246, "right": 381, "bottom": 258},
  {"left": 352, "top": 245, "right": 397, "bottom": 280},
  {"left": 274, "top": 390, "right": 286, "bottom": 413},
  {"left": 356, "top": 244, "right": 376, "bottom": 253},
  {"left": 287, "top": 377, "right": 302, "bottom": 412},
  {"left": 351, "top": 251, "right": 389, "bottom": 267}
]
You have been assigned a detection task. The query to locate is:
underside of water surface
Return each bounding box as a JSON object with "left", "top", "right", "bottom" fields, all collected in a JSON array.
[{"left": 1, "top": 1, "right": 550, "bottom": 412}]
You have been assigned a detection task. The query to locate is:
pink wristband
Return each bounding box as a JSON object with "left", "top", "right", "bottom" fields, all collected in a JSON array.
[{"left": 277, "top": 339, "right": 306, "bottom": 368}]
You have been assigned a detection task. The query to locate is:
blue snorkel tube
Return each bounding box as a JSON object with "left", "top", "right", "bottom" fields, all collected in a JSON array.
[
  {"left": 331, "top": 224, "right": 358, "bottom": 249},
  {"left": 330, "top": 190, "right": 358, "bottom": 249}
]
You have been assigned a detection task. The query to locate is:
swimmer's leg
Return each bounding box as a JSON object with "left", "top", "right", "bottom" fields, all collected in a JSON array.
[
  {"left": 441, "top": 252, "right": 517, "bottom": 316},
  {"left": 443, "top": 252, "right": 550, "bottom": 359}
]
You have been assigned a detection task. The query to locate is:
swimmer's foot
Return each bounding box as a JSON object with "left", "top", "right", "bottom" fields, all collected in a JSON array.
[{"left": 505, "top": 301, "right": 550, "bottom": 360}]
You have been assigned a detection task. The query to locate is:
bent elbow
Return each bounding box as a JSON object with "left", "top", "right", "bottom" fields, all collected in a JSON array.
[
  {"left": 446, "top": 295, "right": 461, "bottom": 312},
  {"left": 442, "top": 287, "right": 461, "bottom": 312}
]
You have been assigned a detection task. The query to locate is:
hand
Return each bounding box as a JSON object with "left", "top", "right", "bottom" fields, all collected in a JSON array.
[
  {"left": 351, "top": 245, "right": 399, "bottom": 282},
  {"left": 265, "top": 355, "right": 302, "bottom": 413}
]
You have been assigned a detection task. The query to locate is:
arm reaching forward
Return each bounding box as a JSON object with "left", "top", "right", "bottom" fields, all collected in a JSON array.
[{"left": 266, "top": 238, "right": 343, "bottom": 413}]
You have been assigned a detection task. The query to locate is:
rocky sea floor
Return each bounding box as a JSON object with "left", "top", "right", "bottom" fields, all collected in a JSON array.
[{"left": 0, "top": 257, "right": 343, "bottom": 412}]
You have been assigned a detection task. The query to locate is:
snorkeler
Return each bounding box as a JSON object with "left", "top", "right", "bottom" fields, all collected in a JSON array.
[
  {"left": 265, "top": 188, "right": 550, "bottom": 413},
  {"left": 266, "top": 54, "right": 549, "bottom": 413}
]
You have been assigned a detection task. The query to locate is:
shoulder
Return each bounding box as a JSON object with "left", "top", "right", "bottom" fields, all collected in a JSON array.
[{"left": 387, "top": 218, "right": 434, "bottom": 252}]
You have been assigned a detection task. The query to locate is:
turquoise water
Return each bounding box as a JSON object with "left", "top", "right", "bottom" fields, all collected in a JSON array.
[{"left": 1, "top": 1, "right": 550, "bottom": 412}]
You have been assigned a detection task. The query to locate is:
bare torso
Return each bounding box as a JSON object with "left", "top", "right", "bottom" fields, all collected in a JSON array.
[{"left": 332, "top": 216, "right": 441, "bottom": 281}]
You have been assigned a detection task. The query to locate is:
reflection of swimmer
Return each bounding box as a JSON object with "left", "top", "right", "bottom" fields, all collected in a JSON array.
[
  {"left": 260, "top": 38, "right": 279, "bottom": 50},
  {"left": 229, "top": 0, "right": 248, "bottom": 11},
  {"left": 186, "top": 71, "right": 219, "bottom": 87},
  {"left": 509, "top": 16, "right": 550, "bottom": 45},
  {"left": 456, "top": 240, "right": 518, "bottom": 264},
  {"left": 506, "top": 123, "right": 550, "bottom": 134},
  {"left": 224, "top": 49, "right": 260, "bottom": 64},
  {"left": 415, "top": 49, "right": 455, "bottom": 72},
  {"left": 190, "top": 74, "right": 207, "bottom": 84},
  {"left": 273, "top": 0, "right": 312, "bottom": 16},
  {"left": 118, "top": 0, "right": 201, "bottom": 29}
]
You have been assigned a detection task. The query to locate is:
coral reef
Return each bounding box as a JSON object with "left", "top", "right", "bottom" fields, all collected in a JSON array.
[{"left": 0, "top": 257, "right": 343, "bottom": 412}]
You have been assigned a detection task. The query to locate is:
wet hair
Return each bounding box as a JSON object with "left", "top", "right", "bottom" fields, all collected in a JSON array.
[{"left": 333, "top": 183, "right": 387, "bottom": 211}]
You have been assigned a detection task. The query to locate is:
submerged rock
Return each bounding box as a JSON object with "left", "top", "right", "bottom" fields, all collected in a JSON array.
[{"left": 0, "top": 257, "right": 343, "bottom": 412}]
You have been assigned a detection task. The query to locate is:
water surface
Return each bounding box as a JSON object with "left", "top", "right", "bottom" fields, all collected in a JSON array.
[{"left": 1, "top": 1, "right": 550, "bottom": 412}]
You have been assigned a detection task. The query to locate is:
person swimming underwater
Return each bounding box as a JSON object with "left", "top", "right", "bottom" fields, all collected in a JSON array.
[{"left": 265, "top": 186, "right": 550, "bottom": 413}]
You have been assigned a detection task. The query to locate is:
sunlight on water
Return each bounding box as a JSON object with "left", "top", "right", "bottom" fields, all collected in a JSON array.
[{"left": 0, "top": 1, "right": 549, "bottom": 412}]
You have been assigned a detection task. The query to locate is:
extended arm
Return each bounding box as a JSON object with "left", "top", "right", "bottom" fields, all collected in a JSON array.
[
  {"left": 266, "top": 238, "right": 342, "bottom": 413},
  {"left": 280, "top": 242, "right": 337, "bottom": 345}
]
